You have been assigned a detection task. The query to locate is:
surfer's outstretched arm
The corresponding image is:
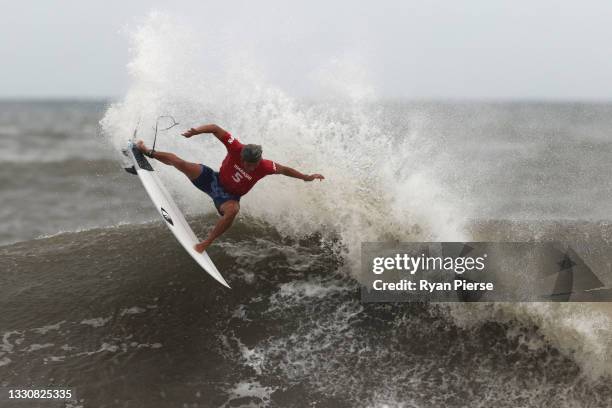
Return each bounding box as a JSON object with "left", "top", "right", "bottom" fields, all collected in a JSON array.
[
  {"left": 275, "top": 163, "right": 325, "bottom": 182},
  {"left": 182, "top": 124, "right": 230, "bottom": 143},
  {"left": 194, "top": 200, "right": 240, "bottom": 253}
]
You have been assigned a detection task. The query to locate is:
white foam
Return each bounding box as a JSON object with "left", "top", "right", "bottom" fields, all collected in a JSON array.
[
  {"left": 223, "top": 380, "right": 275, "bottom": 407},
  {"left": 80, "top": 317, "right": 112, "bottom": 328},
  {"left": 100, "top": 11, "right": 469, "bottom": 277},
  {"left": 134, "top": 342, "right": 163, "bottom": 349},
  {"left": 1, "top": 331, "right": 20, "bottom": 353},
  {"left": 32, "top": 321, "right": 65, "bottom": 334},
  {"left": 271, "top": 279, "right": 351, "bottom": 309},
  {"left": 23, "top": 343, "right": 54, "bottom": 352},
  {"left": 44, "top": 356, "right": 66, "bottom": 362},
  {"left": 120, "top": 306, "right": 147, "bottom": 316},
  {"left": 98, "top": 10, "right": 612, "bottom": 386},
  {"left": 444, "top": 302, "right": 612, "bottom": 379}
]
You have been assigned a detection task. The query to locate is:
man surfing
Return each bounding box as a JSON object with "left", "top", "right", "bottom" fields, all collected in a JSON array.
[{"left": 136, "top": 123, "right": 324, "bottom": 253}]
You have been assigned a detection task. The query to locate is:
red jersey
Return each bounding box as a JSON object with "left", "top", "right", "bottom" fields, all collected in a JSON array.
[{"left": 218, "top": 132, "right": 277, "bottom": 196}]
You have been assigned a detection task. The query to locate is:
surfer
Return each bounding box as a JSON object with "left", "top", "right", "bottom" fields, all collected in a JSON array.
[{"left": 136, "top": 124, "right": 324, "bottom": 253}]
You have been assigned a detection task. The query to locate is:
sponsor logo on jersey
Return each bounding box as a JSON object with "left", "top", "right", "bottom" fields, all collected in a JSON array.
[{"left": 232, "top": 164, "right": 253, "bottom": 181}]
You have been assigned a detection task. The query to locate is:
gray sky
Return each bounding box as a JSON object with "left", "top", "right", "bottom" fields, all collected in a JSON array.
[{"left": 2, "top": 0, "right": 612, "bottom": 100}]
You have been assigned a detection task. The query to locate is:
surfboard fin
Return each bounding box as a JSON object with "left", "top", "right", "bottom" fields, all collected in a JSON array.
[{"left": 121, "top": 146, "right": 138, "bottom": 175}]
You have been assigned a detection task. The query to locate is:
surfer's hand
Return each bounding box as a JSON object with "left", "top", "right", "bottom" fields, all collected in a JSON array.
[
  {"left": 304, "top": 174, "right": 325, "bottom": 182},
  {"left": 182, "top": 128, "right": 199, "bottom": 138}
]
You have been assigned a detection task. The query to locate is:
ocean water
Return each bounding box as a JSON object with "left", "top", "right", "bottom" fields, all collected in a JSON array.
[
  {"left": 2, "top": 99, "right": 612, "bottom": 407},
  {"left": 2, "top": 13, "right": 612, "bottom": 408}
]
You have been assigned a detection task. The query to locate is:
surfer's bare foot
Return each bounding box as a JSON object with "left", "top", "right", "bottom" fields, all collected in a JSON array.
[
  {"left": 136, "top": 140, "right": 149, "bottom": 153},
  {"left": 194, "top": 240, "right": 212, "bottom": 253},
  {"left": 135, "top": 140, "right": 155, "bottom": 158}
]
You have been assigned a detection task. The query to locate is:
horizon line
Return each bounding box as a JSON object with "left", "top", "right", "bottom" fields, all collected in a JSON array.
[{"left": 1, "top": 95, "right": 612, "bottom": 104}]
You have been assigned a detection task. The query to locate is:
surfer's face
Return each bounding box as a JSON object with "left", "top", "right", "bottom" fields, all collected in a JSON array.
[{"left": 242, "top": 159, "right": 260, "bottom": 172}]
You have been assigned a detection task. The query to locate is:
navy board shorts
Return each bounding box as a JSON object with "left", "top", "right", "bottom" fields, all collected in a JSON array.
[{"left": 191, "top": 164, "right": 241, "bottom": 215}]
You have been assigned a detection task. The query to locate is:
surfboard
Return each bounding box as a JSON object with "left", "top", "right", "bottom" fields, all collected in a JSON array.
[{"left": 122, "top": 140, "right": 230, "bottom": 288}]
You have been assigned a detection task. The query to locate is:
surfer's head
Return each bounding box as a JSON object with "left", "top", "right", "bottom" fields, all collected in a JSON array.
[{"left": 241, "top": 144, "right": 262, "bottom": 171}]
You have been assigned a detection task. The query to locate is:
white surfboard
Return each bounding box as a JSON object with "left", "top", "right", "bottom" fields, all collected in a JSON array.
[{"left": 123, "top": 140, "right": 230, "bottom": 288}]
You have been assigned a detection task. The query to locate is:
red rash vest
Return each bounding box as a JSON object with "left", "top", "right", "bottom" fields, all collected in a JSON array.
[{"left": 218, "top": 132, "right": 277, "bottom": 196}]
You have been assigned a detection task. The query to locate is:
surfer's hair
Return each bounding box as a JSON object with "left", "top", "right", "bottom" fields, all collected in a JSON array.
[{"left": 241, "top": 144, "right": 263, "bottom": 163}]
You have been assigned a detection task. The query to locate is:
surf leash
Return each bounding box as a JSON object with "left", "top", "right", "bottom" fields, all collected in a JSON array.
[
  {"left": 132, "top": 117, "right": 141, "bottom": 140},
  {"left": 148, "top": 115, "right": 180, "bottom": 158}
]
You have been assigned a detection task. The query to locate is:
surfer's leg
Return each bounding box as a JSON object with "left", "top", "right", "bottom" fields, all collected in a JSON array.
[
  {"left": 154, "top": 151, "right": 202, "bottom": 180},
  {"left": 136, "top": 140, "right": 201, "bottom": 180},
  {"left": 194, "top": 200, "right": 240, "bottom": 253}
]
